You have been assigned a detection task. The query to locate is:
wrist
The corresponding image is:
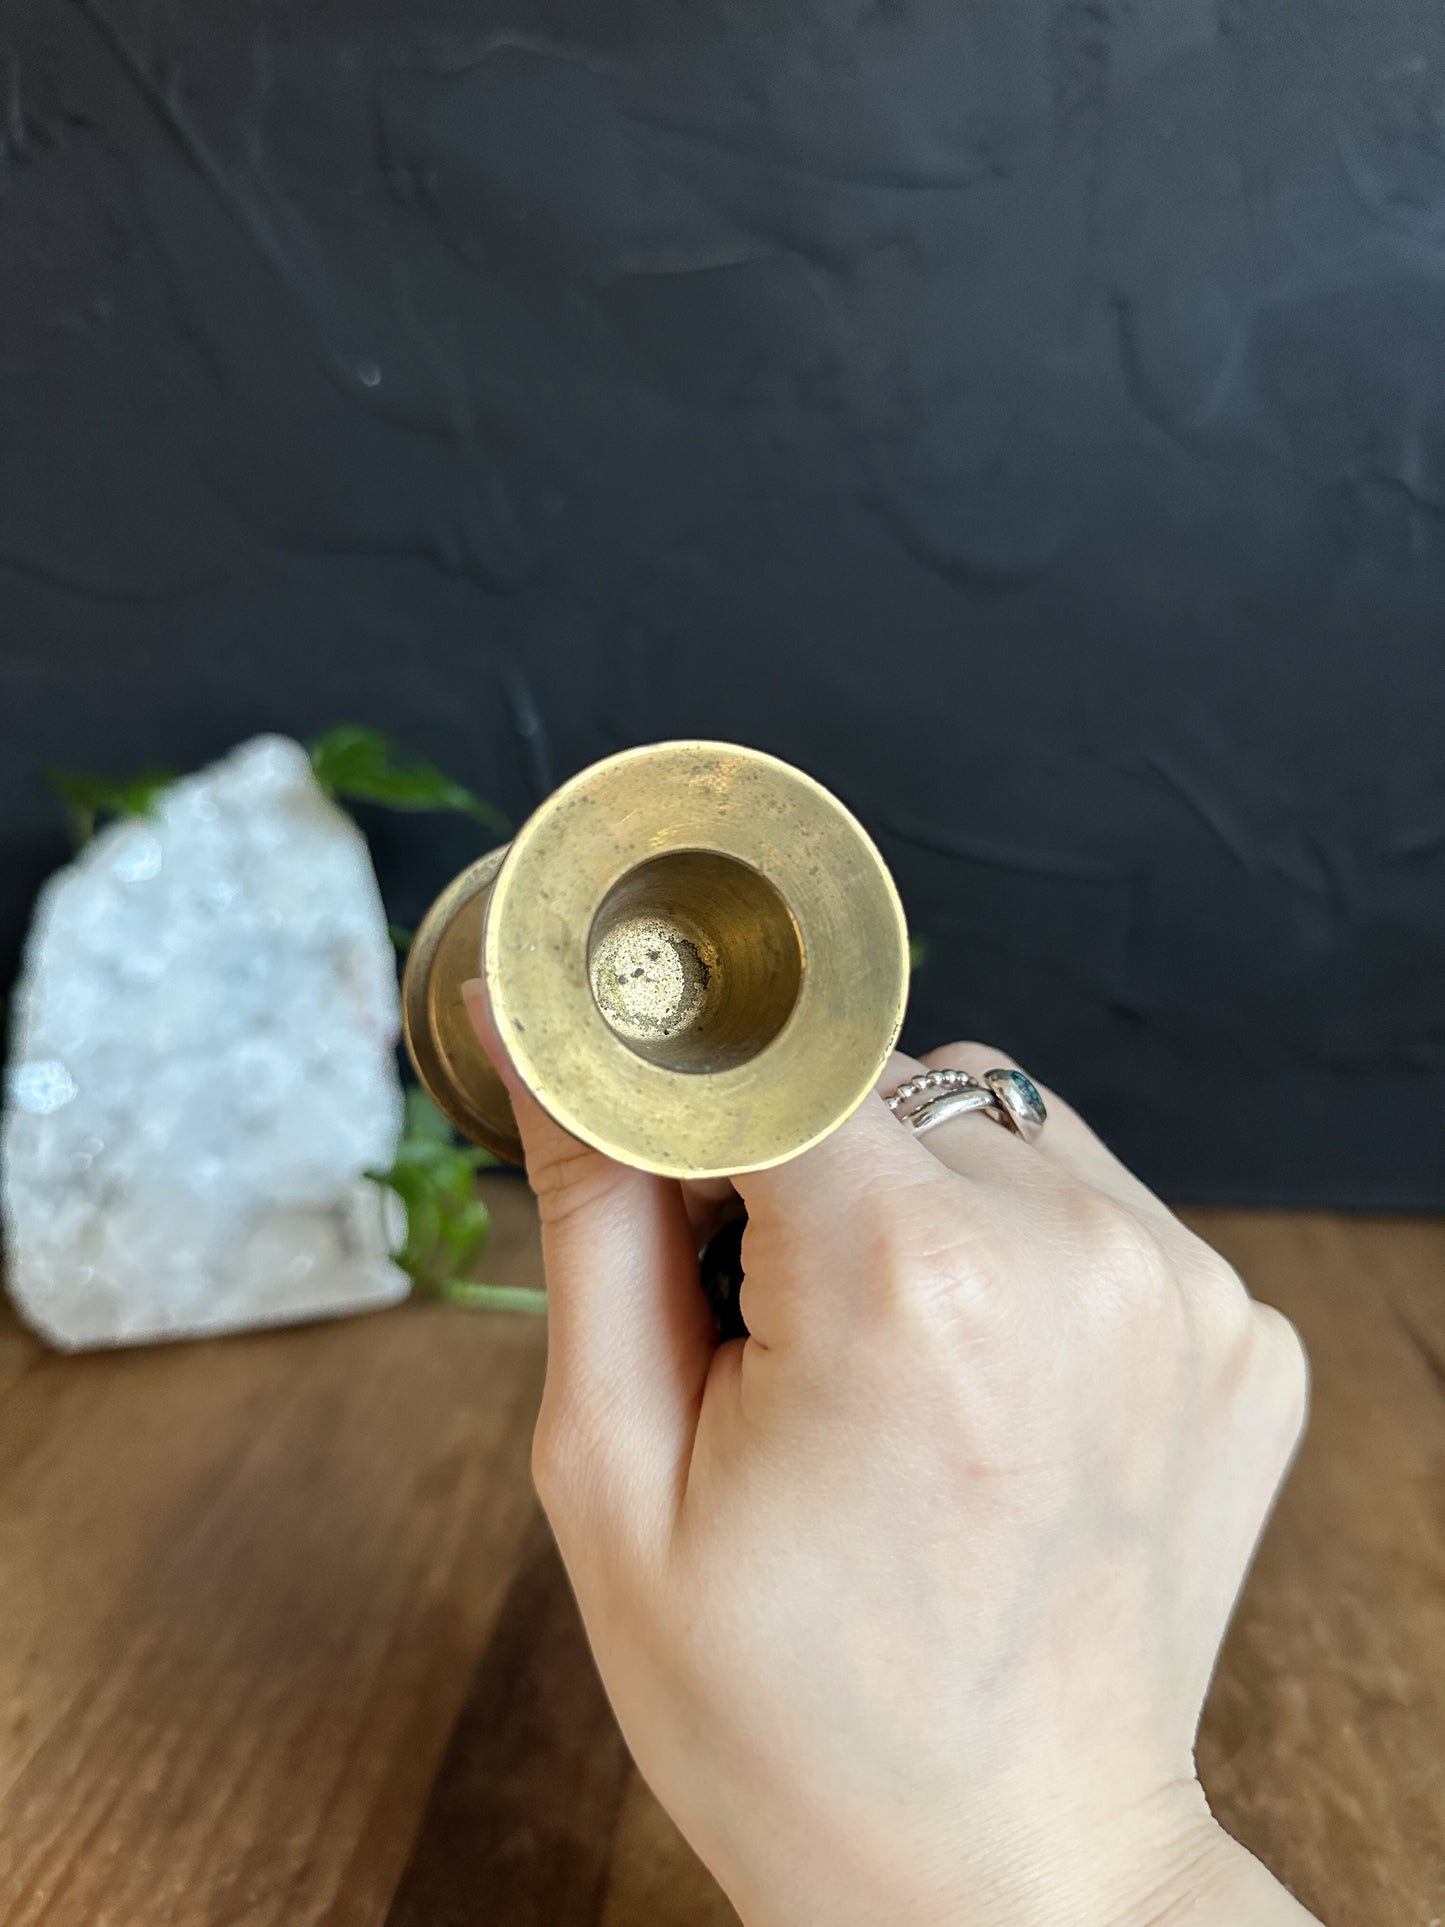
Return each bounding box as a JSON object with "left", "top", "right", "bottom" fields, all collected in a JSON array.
[
  {"left": 942, "top": 1778, "right": 1228, "bottom": 1927},
  {"left": 734, "top": 1779, "right": 1318, "bottom": 1927},
  {"left": 966, "top": 1790, "right": 1320, "bottom": 1927},
  {"left": 1117, "top": 1823, "right": 1321, "bottom": 1927}
]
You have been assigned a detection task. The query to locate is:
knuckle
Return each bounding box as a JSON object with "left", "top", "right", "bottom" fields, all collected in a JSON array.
[
  {"left": 1208, "top": 1301, "right": 1310, "bottom": 1454},
  {"left": 1189, "top": 1247, "right": 1256, "bottom": 1342},
  {"left": 530, "top": 1397, "right": 604, "bottom": 1521},
  {"left": 1067, "top": 1188, "right": 1170, "bottom": 1311},
  {"left": 530, "top": 1410, "right": 573, "bottom": 1515},
  {"left": 857, "top": 1213, "right": 926, "bottom": 1321},
  {"left": 911, "top": 1247, "right": 1004, "bottom": 1333},
  {"left": 826, "top": 1182, "right": 972, "bottom": 1331},
  {"left": 883, "top": 1195, "right": 1011, "bottom": 1333},
  {"left": 1252, "top": 1303, "right": 1311, "bottom": 1429},
  {"left": 528, "top": 1139, "right": 623, "bottom": 1230}
]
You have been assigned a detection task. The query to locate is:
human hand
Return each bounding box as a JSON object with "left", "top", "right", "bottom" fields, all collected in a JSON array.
[{"left": 464, "top": 985, "right": 1317, "bottom": 1927}]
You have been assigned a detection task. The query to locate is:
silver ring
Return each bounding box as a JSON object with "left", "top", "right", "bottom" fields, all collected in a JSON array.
[
  {"left": 885, "top": 1068, "right": 985, "bottom": 1115},
  {"left": 883, "top": 1065, "right": 1048, "bottom": 1144},
  {"left": 902, "top": 1086, "right": 999, "bottom": 1137}
]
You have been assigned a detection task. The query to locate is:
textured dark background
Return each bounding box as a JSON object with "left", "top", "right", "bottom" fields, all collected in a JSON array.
[{"left": 3, "top": 0, "right": 1444, "bottom": 1205}]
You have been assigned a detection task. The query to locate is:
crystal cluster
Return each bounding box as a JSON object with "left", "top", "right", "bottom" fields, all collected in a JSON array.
[{"left": 2, "top": 736, "right": 407, "bottom": 1348}]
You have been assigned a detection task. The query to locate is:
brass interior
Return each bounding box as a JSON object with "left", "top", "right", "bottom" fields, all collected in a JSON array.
[{"left": 586, "top": 851, "right": 803, "bottom": 1073}]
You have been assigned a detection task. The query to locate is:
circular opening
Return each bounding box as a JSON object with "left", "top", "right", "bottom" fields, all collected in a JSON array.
[{"left": 586, "top": 851, "right": 804, "bottom": 1073}]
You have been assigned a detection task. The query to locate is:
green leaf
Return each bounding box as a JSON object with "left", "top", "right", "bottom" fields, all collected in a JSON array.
[
  {"left": 388, "top": 922, "right": 415, "bottom": 954},
  {"left": 45, "top": 766, "right": 177, "bottom": 847},
  {"left": 368, "top": 1089, "right": 515, "bottom": 1309},
  {"left": 434, "top": 1185, "right": 489, "bottom": 1245},
  {"left": 909, "top": 934, "right": 930, "bottom": 970},
  {"left": 435, "top": 1161, "right": 485, "bottom": 1215},
  {"left": 436, "top": 1232, "right": 489, "bottom": 1291},
  {"left": 309, "top": 726, "right": 508, "bottom": 833},
  {"left": 368, "top": 1162, "right": 442, "bottom": 1277}
]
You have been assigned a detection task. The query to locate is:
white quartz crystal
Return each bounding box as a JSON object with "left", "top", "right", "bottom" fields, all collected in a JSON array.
[{"left": 2, "top": 735, "right": 409, "bottom": 1348}]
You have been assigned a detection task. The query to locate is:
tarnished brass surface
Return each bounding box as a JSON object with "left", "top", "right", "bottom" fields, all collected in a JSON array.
[
  {"left": 401, "top": 846, "right": 522, "bottom": 1163},
  {"left": 402, "top": 741, "right": 909, "bottom": 1179}
]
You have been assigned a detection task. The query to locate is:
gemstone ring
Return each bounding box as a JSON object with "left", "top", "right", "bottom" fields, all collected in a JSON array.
[{"left": 884, "top": 1065, "right": 1048, "bottom": 1145}]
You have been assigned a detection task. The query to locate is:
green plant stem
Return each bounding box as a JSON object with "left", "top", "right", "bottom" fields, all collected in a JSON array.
[{"left": 436, "top": 1281, "right": 548, "bottom": 1314}]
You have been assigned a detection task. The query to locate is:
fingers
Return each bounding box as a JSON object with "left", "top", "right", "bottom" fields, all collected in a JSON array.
[
  {"left": 461, "top": 981, "right": 716, "bottom": 1526},
  {"left": 903, "top": 1043, "right": 1263, "bottom": 1347},
  {"left": 733, "top": 1052, "right": 948, "bottom": 1230},
  {"left": 870, "top": 1044, "right": 1084, "bottom": 1234},
  {"left": 680, "top": 1175, "right": 744, "bottom": 1250},
  {"left": 729, "top": 1054, "right": 958, "bottom": 1342},
  {"left": 914, "top": 1042, "right": 1181, "bottom": 1229}
]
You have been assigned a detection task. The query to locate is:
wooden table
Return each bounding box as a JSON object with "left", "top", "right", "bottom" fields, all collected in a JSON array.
[{"left": 0, "top": 1182, "right": 1439, "bottom": 1926}]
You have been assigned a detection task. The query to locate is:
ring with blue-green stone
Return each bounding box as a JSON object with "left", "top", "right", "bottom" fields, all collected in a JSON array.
[
  {"left": 884, "top": 1064, "right": 1047, "bottom": 1145},
  {"left": 982, "top": 1067, "right": 1048, "bottom": 1143}
]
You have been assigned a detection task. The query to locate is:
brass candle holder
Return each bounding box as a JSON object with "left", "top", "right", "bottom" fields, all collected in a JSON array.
[{"left": 401, "top": 741, "right": 909, "bottom": 1180}]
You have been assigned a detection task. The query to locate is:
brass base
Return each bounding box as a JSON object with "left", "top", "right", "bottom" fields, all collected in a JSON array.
[
  {"left": 401, "top": 741, "right": 909, "bottom": 1180},
  {"left": 402, "top": 846, "right": 521, "bottom": 1163}
]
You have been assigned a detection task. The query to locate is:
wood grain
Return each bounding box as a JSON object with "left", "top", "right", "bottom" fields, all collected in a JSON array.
[
  {"left": 384, "top": 1515, "right": 631, "bottom": 1927},
  {"left": 0, "top": 1186, "right": 1435, "bottom": 1925},
  {"left": 0, "top": 1182, "right": 549, "bottom": 1927},
  {"left": 1186, "top": 1210, "right": 1445, "bottom": 1927}
]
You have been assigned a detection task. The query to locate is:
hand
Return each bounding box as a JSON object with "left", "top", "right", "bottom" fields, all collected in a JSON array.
[{"left": 464, "top": 985, "right": 1317, "bottom": 1927}]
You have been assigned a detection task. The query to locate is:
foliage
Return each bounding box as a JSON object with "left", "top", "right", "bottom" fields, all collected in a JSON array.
[
  {"left": 368, "top": 1090, "right": 546, "bottom": 1315},
  {"left": 45, "top": 767, "right": 177, "bottom": 848},
  {"left": 45, "top": 727, "right": 507, "bottom": 851},
  {"left": 309, "top": 725, "right": 508, "bottom": 834},
  {"left": 909, "top": 934, "right": 930, "bottom": 969}
]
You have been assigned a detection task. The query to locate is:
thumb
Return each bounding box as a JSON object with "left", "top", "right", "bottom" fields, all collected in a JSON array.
[{"left": 460, "top": 980, "right": 716, "bottom": 1526}]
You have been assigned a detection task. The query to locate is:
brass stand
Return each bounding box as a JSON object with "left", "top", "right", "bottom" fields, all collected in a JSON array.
[{"left": 402, "top": 742, "right": 908, "bottom": 1180}]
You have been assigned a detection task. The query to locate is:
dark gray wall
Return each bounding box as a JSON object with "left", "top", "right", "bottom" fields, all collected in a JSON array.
[{"left": 4, "top": 0, "right": 1445, "bottom": 1205}]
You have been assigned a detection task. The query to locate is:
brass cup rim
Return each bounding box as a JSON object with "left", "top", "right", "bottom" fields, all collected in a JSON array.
[{"left": 483, "top": 740, "right": 909, "bottom": 1179}]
